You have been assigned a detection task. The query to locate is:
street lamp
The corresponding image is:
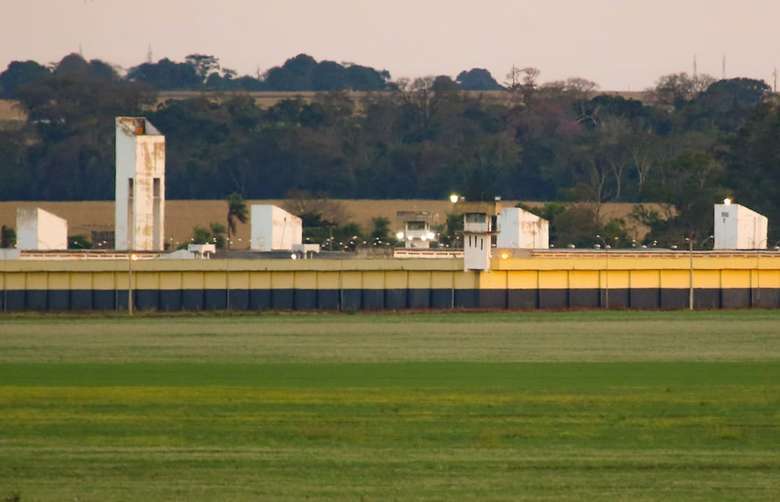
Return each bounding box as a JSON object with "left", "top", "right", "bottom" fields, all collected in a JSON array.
[
  {"left": 685, "top": 234, "right": 713, "bottom": 311},
  {"left": 449, "top": 193, "right": 460, "bottom": 204},
  {"left": 127, "top": 252, "right": 137, "bottom": 316},
  {"left": 595, "top": 234, "right": 615, "bottom": 309}
]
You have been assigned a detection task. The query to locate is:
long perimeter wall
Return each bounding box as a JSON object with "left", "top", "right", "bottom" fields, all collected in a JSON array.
[{"left": 1, "top": 252, "right": 779, "bottom": 312}]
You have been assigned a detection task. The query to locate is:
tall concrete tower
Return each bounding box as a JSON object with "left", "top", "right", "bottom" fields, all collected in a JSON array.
[{"left": 115, "top": 117, "right": 165, "bottom": 251}]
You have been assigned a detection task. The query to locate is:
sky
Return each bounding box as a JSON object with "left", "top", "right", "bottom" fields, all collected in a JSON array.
[{"left": 2, "top": 0, "right": 779, "bottom": 90}]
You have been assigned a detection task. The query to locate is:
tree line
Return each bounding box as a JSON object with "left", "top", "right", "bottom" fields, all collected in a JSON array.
[{"left": 0, "top": 53, "right": 779, "bottom": 246}]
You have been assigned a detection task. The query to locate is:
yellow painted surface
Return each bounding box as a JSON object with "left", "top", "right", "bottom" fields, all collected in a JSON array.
[
  {"left": 70, "top": 272, "right": 93, "bottom": 290},
  {"left": 660, "top": 270, "right": 690, "bottom": 289},
  {"left": 607, "top": 270, "right": 630, "bottom": 289},
  {"left": 340, "top": 271, "right": 362, "bottom": 290},
  {"left": 431, "top": 271, "right": 454, "bottom": 289},
  {"left": 362, "top": 271, "right": 385, "bottom": 290},
  {"left": 159, "top": 272, "right": 183, "bottom": 291},
  {"left": 93, "top": 272, "right": 116, "bottom": 291},
  {"left": 694, "top": 270, "right": 720, "bottom": 289},
  {"left": 569, "top": 270, "right": 599, "bottom": 290},
  {"left": 407, "top": 271, "right": 431, "bottom": 289},
  {"left": 454, "top": 271, "right": 478, "bottom": 290},
  {"left": 630, "top": 270, "right": 660, "bottom": 289},
  {"left": 26, "top": 272, "right": 47, "bottom": 290},
  {"left": 293, "top": 271, "right": 317, "bottom": 290},
  {"left": 182, "top": 272, "right": 203, "bottom": 290},
  {"left": 228, "top": 271, "right": 250, "bottom": 290},
  {"left": 136, "top": 272, "right": 158, "bottom": 290},
  {"left": 507, "top": 270, "right": 538, "bottom": 290},
  {"left": 249, "top": 272, "right": 271, "bottom": 289},
  {"left": 204, "top": 272, "right": 227, "bottom": 289},
  {"left": 316, "top": 272, "right": 340, "bottom": 290},
  {"left": 47, "top": 272, "right": 70, "bottom": 290},
  {"left": 385, "top": 271, "right": 408, "bottom": 290},
  {"left": 721, "top": 270, "right": 751, "bottom": 289},
  {"left": 758, "top": 270, "right": 780, "bottom": 288},
  {"left": 271, "top": 271, "right": 294, "bottom": 290},
  {"left": 479, "top": 270, "right": 508, "bottom": 290},
  {"left": 539, "top": 271, "right": 568, "bottom": 290}
]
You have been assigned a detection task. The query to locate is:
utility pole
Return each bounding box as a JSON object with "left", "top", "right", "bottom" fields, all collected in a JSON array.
[
  {"left": 722, "top": 54, "right": 727, "bottom": 80},
  {"left": 146, "top": 44, "right": 153, "bottom": 64},
  {"left": 693, "top": 54, "right": 698, "bottom": 78}
]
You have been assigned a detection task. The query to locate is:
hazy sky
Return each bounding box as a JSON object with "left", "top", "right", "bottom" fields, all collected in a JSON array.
[{"left": 3, "top": 0, "right": 779, "bottom": 90}]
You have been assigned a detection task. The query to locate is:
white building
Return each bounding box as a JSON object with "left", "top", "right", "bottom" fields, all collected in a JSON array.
[
  {"left": 16, "top": 208, "right": 68, "bottom": 251},
  {"left": 713, "top": 202, "right": 768, "bottom": 250},
  {"left": 397, "top": 211, "right": 436, "bottom": 249},
  {"left": 115, "top": 117, "right": 165, "bottom": 251},
  {"left": 463, "top": 212, "right": 492, "bottom": 271},
  {"left": 497, "top": 207, "right": 549, "bottom": 249},
  {"left": 250, "top": 205, "right": 302, "bottom": 251}
]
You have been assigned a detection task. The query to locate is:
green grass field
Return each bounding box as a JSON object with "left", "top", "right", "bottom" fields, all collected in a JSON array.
[{"left": 1, "top": 311, "right": 779, "bottom": 500}]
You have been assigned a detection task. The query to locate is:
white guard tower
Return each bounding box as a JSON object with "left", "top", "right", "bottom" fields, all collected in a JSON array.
[
  {"left": 397, "top": 211, "right": 435, "bottom": 249},
  {"left": 497, "top": 207, "right": 549, "bottom": 249},
  {"left": 115, "top": 117, "right": 165, "bottom": 251},
  {"left": 713, "top": 201, "right": 768, "bottom": 250},
  {"left": 463, "top": 212, "right": 492, "bottom": 271}
]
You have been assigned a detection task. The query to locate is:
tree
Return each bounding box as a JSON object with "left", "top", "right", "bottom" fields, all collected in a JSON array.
[
  {"left": 651, "top": 72, "right": 715, "bottom": 110},
  {"left": 127, "top": 58, "right": 201, "bottom": 89},
  {"left": 226, "top": 192, "right": 248, "bottom": 249},
  {"left": 190, "top": 223, "right": 226, "bottom": 249},
  {"left": 0, "top": 60, "right": 50, "bottom": 98},
  {"left": 455, "top": 68, "right": 502, "bottom": 90},
  {"left": 0, "top": 225, "right": 15, "bottom": 248},
  {"left": 184, "top": 54, "right": 220, "bottom": 83}
]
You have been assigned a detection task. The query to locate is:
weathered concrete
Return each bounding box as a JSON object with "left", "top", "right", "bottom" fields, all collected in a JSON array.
[
  {"left": 16, "top": 208, "right": 67, "bottom": 250},
  {"left": 115, "top": 117, "right": 165, "bottom": 251}
]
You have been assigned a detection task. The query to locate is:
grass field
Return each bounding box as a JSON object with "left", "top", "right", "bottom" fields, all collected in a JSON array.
[{"left": 1, "top": 311, "right": 779, "bottom": 500}]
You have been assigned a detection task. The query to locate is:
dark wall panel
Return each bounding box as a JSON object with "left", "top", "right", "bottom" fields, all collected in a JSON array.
[
  {"left": 26, "top": 290, "right": 47, "bottom": 311},
  {"left": 755, "top": 288, "right": 780, "bottom": 308},
  {"left": 570, "top": 289, "right": 599, "bottom": 309},
  {"left": 250, "top": 290, "right": 271, "bottom": 310},
  {"left": 47, "top": 290, "right": 70, "bottom": 311},
  {"left": 508, "top": 290, "right": 537, "bottom": 309},
  {"left": 362, "top": 290, "right": 385, "bottom": 310},
  {"left": 204, "top": 290, "right": 227, "bottom": 310},
  {"left": 228, "top": 290, "right": 250, "bottom": 310},
  {"left": 408, "top": 289, "right": 431, "bottom": 309},
  {"left": 694, "top": 289, "right": 720, "bottom": 310},
  {"left": 4, "top": 291, "right": 25, "bottom": 311},
  {"left": 431, "top": 289, "right": 453, "bottom": 309},
  {"left": 70, "top": 290, "right": 93, "bottom": 311},
  {"left": 539, "top": 289, "right": 568, "bottom": 309},
  {"left": 93, "top": 291, "right": 116, "bottom": 311},
  {"left": 293, "top": 290, "right": 317, "bottom": 310},
  {"left": 182, "top": 290, "right": 203, "bottom": 310},
  {"left": 454, "top": 289, "right": 478, "bottom": 309},
  {"left": 136, "top": 290, "right": 160, "bottom": 311},
  {"left": 607, "top": 289, "right": 630, "bottom": 309},
  {"left": 384, "top": 289, "right": 407, "bottom": 310},
  {"left": 340, "top": 289, "right": 361, "bottom": 311},
  {"left": 159, "top": 290, "right": 182, "bottom": 311},
  {"left": 722, "top": 289, "right": 750, "bottom": 309},
  {"left": 630, "top": 288, "right": 659, "bottom": 309},
  {"left": 316, "top": 289, "right": 340, "bottom": 310},
  {"left": 271, "top": 289, "right": 294, "bottom": 310},
  {"left": 661, "top": 289, "right": 689, "bottom": 310},
  {"left": 479, "top": 290, "right": 506, "bottom": 309}
]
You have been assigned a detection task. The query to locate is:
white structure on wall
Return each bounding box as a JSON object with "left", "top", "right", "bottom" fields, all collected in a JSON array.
[
  {"left": 713, "top": 202, "right": 768, "bottom": 250},
  {"left": 250, "top": 205, "right": 302, "bottom": 251},
  {"left": 497, "top": 207, "right": 549, "bottom": 249},
  {"left": 16, "top": 208, "right": 68, "bottom": 250},
  {"left": 463, "top": 212, "right": 492, "bottom": 271},
  {"left": 397, "top": 211, "right": 436, "bottom": 249},
  {"left": 115, "top": 117, "right": 165, "bottom": 251}
]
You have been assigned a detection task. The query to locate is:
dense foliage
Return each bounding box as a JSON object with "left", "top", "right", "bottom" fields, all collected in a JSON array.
[{"left": 1, "top": 53, "right": 779, "bottom": 244}]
